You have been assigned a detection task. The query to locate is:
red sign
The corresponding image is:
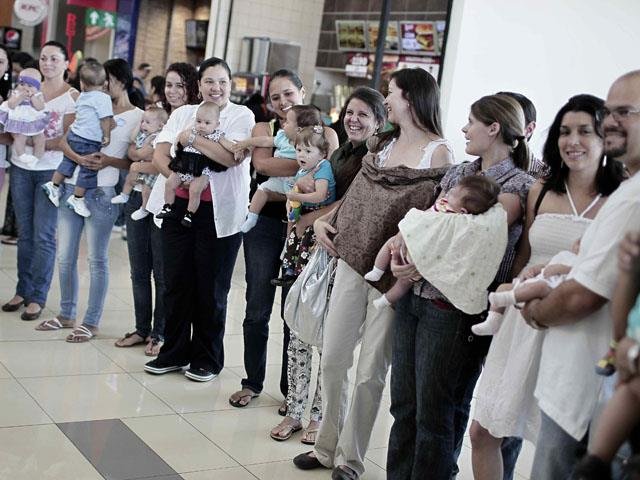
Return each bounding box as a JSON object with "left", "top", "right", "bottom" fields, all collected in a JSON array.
[{"left": 66, "top": 0, "right": 117, "bottom": 12}]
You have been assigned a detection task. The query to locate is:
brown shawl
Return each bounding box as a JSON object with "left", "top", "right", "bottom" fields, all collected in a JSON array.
[{"left": 332, "top": 152, "right": 450, "bottom": 293}]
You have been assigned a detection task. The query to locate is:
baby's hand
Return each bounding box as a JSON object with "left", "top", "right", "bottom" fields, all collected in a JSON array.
[
  {"left": 542, "top": 264, "right": 570, "bottom": 278},
  {"left": 518, "top": 264, "right": 544, "bottom": 281}
]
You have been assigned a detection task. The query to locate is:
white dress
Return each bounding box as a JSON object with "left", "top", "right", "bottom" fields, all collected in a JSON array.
[{"left": 473, "top": 212, "right": 592, "bottom": 442}]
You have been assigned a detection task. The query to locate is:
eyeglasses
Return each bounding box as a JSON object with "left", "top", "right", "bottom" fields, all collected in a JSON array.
[{"left": 601, "top": 106, "right": 640, "bottom": 122}]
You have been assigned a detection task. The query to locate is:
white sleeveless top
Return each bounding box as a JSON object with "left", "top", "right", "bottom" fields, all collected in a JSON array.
[
  {"left": 377, "top": 137, "right": 454, "bottom": 169},
  {"left": 12, "top": 88, "right": 77, "bottom": 171}
]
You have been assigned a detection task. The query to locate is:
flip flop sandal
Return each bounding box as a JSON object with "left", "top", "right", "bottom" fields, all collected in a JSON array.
[
  {"left": 35, "top": 318, "right": 73, "bottom": 331},
  {"left": 270, "top": 422, "right": 302, "bottom": 442},
  {"left": 301, "top": 427, "right": 319, "bottom": 445},
  {"left": 66, "top": 325, "right": 95, "bottom": 343},
  {"left": 229, "top": 389, "right": 260, "bottom": 408},
  {"left": 114, "top": 331, "right": 146, "bottom": 348},
  {"left": 145, "top": 338, "right": 163, "bottom": 356}
]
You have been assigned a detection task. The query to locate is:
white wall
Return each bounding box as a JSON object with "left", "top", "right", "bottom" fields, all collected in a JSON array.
[{"left": 440, "top": 0, "right": 640, "bottom": 162}]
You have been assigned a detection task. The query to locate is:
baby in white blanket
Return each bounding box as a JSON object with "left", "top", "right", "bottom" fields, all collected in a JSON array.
[{"left": 365, "top": 175, "right": 503, "bottom": 310}]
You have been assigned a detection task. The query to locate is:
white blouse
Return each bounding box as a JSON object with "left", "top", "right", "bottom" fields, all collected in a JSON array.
[{"left": 147, "top": 101, "right": 255, "bottom": 237}]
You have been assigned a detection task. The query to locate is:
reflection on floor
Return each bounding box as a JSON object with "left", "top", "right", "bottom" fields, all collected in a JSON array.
[{"left": 0, "top": 229, "right": 534, "bottom": 479}]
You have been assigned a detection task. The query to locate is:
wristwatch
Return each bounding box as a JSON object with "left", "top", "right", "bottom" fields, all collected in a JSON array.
[{"left": 628, "top": 343, "right": 640, "bottom": 375}]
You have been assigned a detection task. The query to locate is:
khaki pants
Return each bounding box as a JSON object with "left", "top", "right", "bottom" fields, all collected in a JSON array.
[{"left": 314, "top": 259, "right": 393, "bottom": 475}]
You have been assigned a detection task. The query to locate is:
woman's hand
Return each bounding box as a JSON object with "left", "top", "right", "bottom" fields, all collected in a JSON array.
[
  {"left": 296, "top": 171, "right": 316, "bottom": 193},
  {"left": 76, "top": 153, "right": 104, "bottom": 171},
  {"left": 314, "top": 217, "right": 339, "bottom": 257},
  {"left": 390, "top": 237, "right": 422, "bottom": 282},
  {"left": 176, "top": 127, "right": 192, "bottom": 147},
  {"left": 619, "top": 231, "right": 640, "bottom": 274},
  {"left": 128, "top": 161, "right": 143, "bottom": 174}
]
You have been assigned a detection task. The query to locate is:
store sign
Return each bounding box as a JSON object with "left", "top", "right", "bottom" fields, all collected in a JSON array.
[
  {"left": 1, "top": 28, "right": 22, "bottom": 50},
  {"left": 85, "top": 8, "right": 117, "bottom": 29},
  {"left": 13, "top": 0, "right": 48, "bottom": 27},
  {"left": 400, "top": 22, "right": 437, "bottom": 54},
  {"left": 345, "top": 53, "right": 368, "bottom": 78}
]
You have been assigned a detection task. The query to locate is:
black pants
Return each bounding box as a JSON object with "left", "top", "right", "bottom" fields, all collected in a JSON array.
[
  {"left": 240, "top": 214, "right": 290, "bottom": 395},
  {"left": 155, "top": 198, "right": 242, "bottom": 373}
]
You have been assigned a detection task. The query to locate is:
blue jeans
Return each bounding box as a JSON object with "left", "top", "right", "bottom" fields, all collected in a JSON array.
[
  {"left": 387, "top": 294, "right": 490, "bottom": 480},
  {"left": 124, "top": 191, "right": 165, "bottom": 340},
  {"left": 241, "top": 214, "right": 287, "bottom": 394},
  {"left": 156, "top": 198, "right": 241, "bottom": 373},
  {"left": 531, "top": 410, "right": 587, "bottom": 479},
  {"left": 10, "top": 165, "right": 58, "bottom": 306},
  {"left": 58, "top": 132, "right": 100, "bottom": 190},
  {"left": 57, "top": 184, "right": 119, "bottom": 327}
]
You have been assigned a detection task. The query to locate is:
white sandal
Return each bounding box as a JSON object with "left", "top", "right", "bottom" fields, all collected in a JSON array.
[
  {"left": 66, "top": 325, "right": 95, "bottom": 343},
  {"left": 35, "top": 317, "right": 74, "bottom": 331}
]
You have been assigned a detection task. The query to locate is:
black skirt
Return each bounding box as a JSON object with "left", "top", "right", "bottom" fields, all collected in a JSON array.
[{"left": 169, "top": 143, "right": 228, "bottom": 176}]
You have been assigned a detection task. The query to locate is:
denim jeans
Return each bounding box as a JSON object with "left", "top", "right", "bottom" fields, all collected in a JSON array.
[
  {"left": 10, "top": 165, "right": 58, "bottom": 306},
  {"left": 156, "top": 198, "right": 241, "bottom": 373},
  {"left": 124, "top": 190, "right": 165, "bottom": 340},
  {"left": 531, "top": 410, "right": 587, "bottom": 479},
  {"left": 241, "top": 214, "right": 287, "bottom": 394},
  {"left": 387, "top": 294, "right": 490, "bottom": 480},
  {"left": 57, "top": 183, "right": 119, "bottom": 327},
  {"left": 58, "top": 132, "right": 100, "bottom": 189}
]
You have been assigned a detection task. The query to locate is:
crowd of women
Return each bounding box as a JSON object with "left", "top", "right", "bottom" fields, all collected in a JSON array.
[{"left": 1, "top": 39, "right": 640, "bottom": 480}]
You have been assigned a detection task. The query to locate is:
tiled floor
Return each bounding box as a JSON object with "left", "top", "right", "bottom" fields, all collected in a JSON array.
[{"left": 0, "top": 224, "right": 535, "bottom": 479}]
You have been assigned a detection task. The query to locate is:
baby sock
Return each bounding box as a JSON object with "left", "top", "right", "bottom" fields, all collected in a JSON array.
[
  {"left": 241, "top": 212, "right": 259, "bottom": 233},
  {"left": 472, "top": 311, "right": 504, "bottom": 336},
  {"left": 130, "top": 208, "right": 149, "bottom": 221},
  {"left": 364, "top": 266, "right": 385, "bottom": 282},
  {"left": 373, "top": 295, "right": 391, "bottom": 310},
  {"left": 488, "top": 289, "right": 517, "bottom": 308},
  {"left": 111, "top": 193, "right": 130, "bottom": 204}
]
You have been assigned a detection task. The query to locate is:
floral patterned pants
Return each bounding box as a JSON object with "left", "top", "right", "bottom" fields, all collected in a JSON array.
[
  {"left": 286, "top": 330, "right": 323, "bottom": 422},
  {"left": 281, "top": 226, "right": 315, "bottom": 276}
]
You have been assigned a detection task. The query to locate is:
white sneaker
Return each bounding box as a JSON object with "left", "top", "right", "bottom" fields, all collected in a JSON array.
[
  {"left": 110, "top": 193, "right": 129, "bottom": 204},
  {"left": 66, "top": 196, "right": 91, "bottom": 217},
  {"left": 130, "top": 208, "right": 150, "bottom": 221},
  {"left": 41, "top": 181, "right": 60, "bottom": 207}
]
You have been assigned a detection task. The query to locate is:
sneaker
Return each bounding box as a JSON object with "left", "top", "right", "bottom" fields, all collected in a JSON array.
[
  {"left": 131, "top": 208, "right": 150, "bottom": 221},
  {"left": 184, "top": 367, "right": 217, "bottom": 382},
  {"left": 111, "top": 193, "right": 129, "bottom": 204},
  {"left": 156, "top": 203, "right": 175, "bottom": 219},
  {"left": 66, "top": 196, "right": 91, "bottom": 217},
  {"left": 181, "top": 211, "right": 193, "bottom": 228},
  {"left": 41, "top": 182, "right": 60, "bottom": 207},
  {"left": 144, "top": 359, "right": 186, "bottom": 375}
]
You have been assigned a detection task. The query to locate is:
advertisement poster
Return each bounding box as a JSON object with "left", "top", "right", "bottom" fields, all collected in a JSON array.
[
  {"left": 367, "top": 21, "right": 399, "bottom": 52},
  {"left": 400, "top": 22, "right": 437, "bottom": 54},
  {"left": 367, "top": 53, "right": 399, "bottom": 79},
  {"left": 345, "top": 53, "right": 368, "bottom": 78},
  {"left": 336, "top": 20, "right": 367, "bottom": 51},
  {"left": 397, "top": 55, "right": 440, "bottom": 80}
]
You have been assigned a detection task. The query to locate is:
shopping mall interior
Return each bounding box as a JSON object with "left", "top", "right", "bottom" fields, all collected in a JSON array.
[{"left": 0, "top": 0, "right": 639, "bottom": 479}]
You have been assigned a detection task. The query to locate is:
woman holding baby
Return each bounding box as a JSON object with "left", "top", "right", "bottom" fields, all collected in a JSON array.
[{"left": 469, "top": 94, "right": 625, "bottom": 480}]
